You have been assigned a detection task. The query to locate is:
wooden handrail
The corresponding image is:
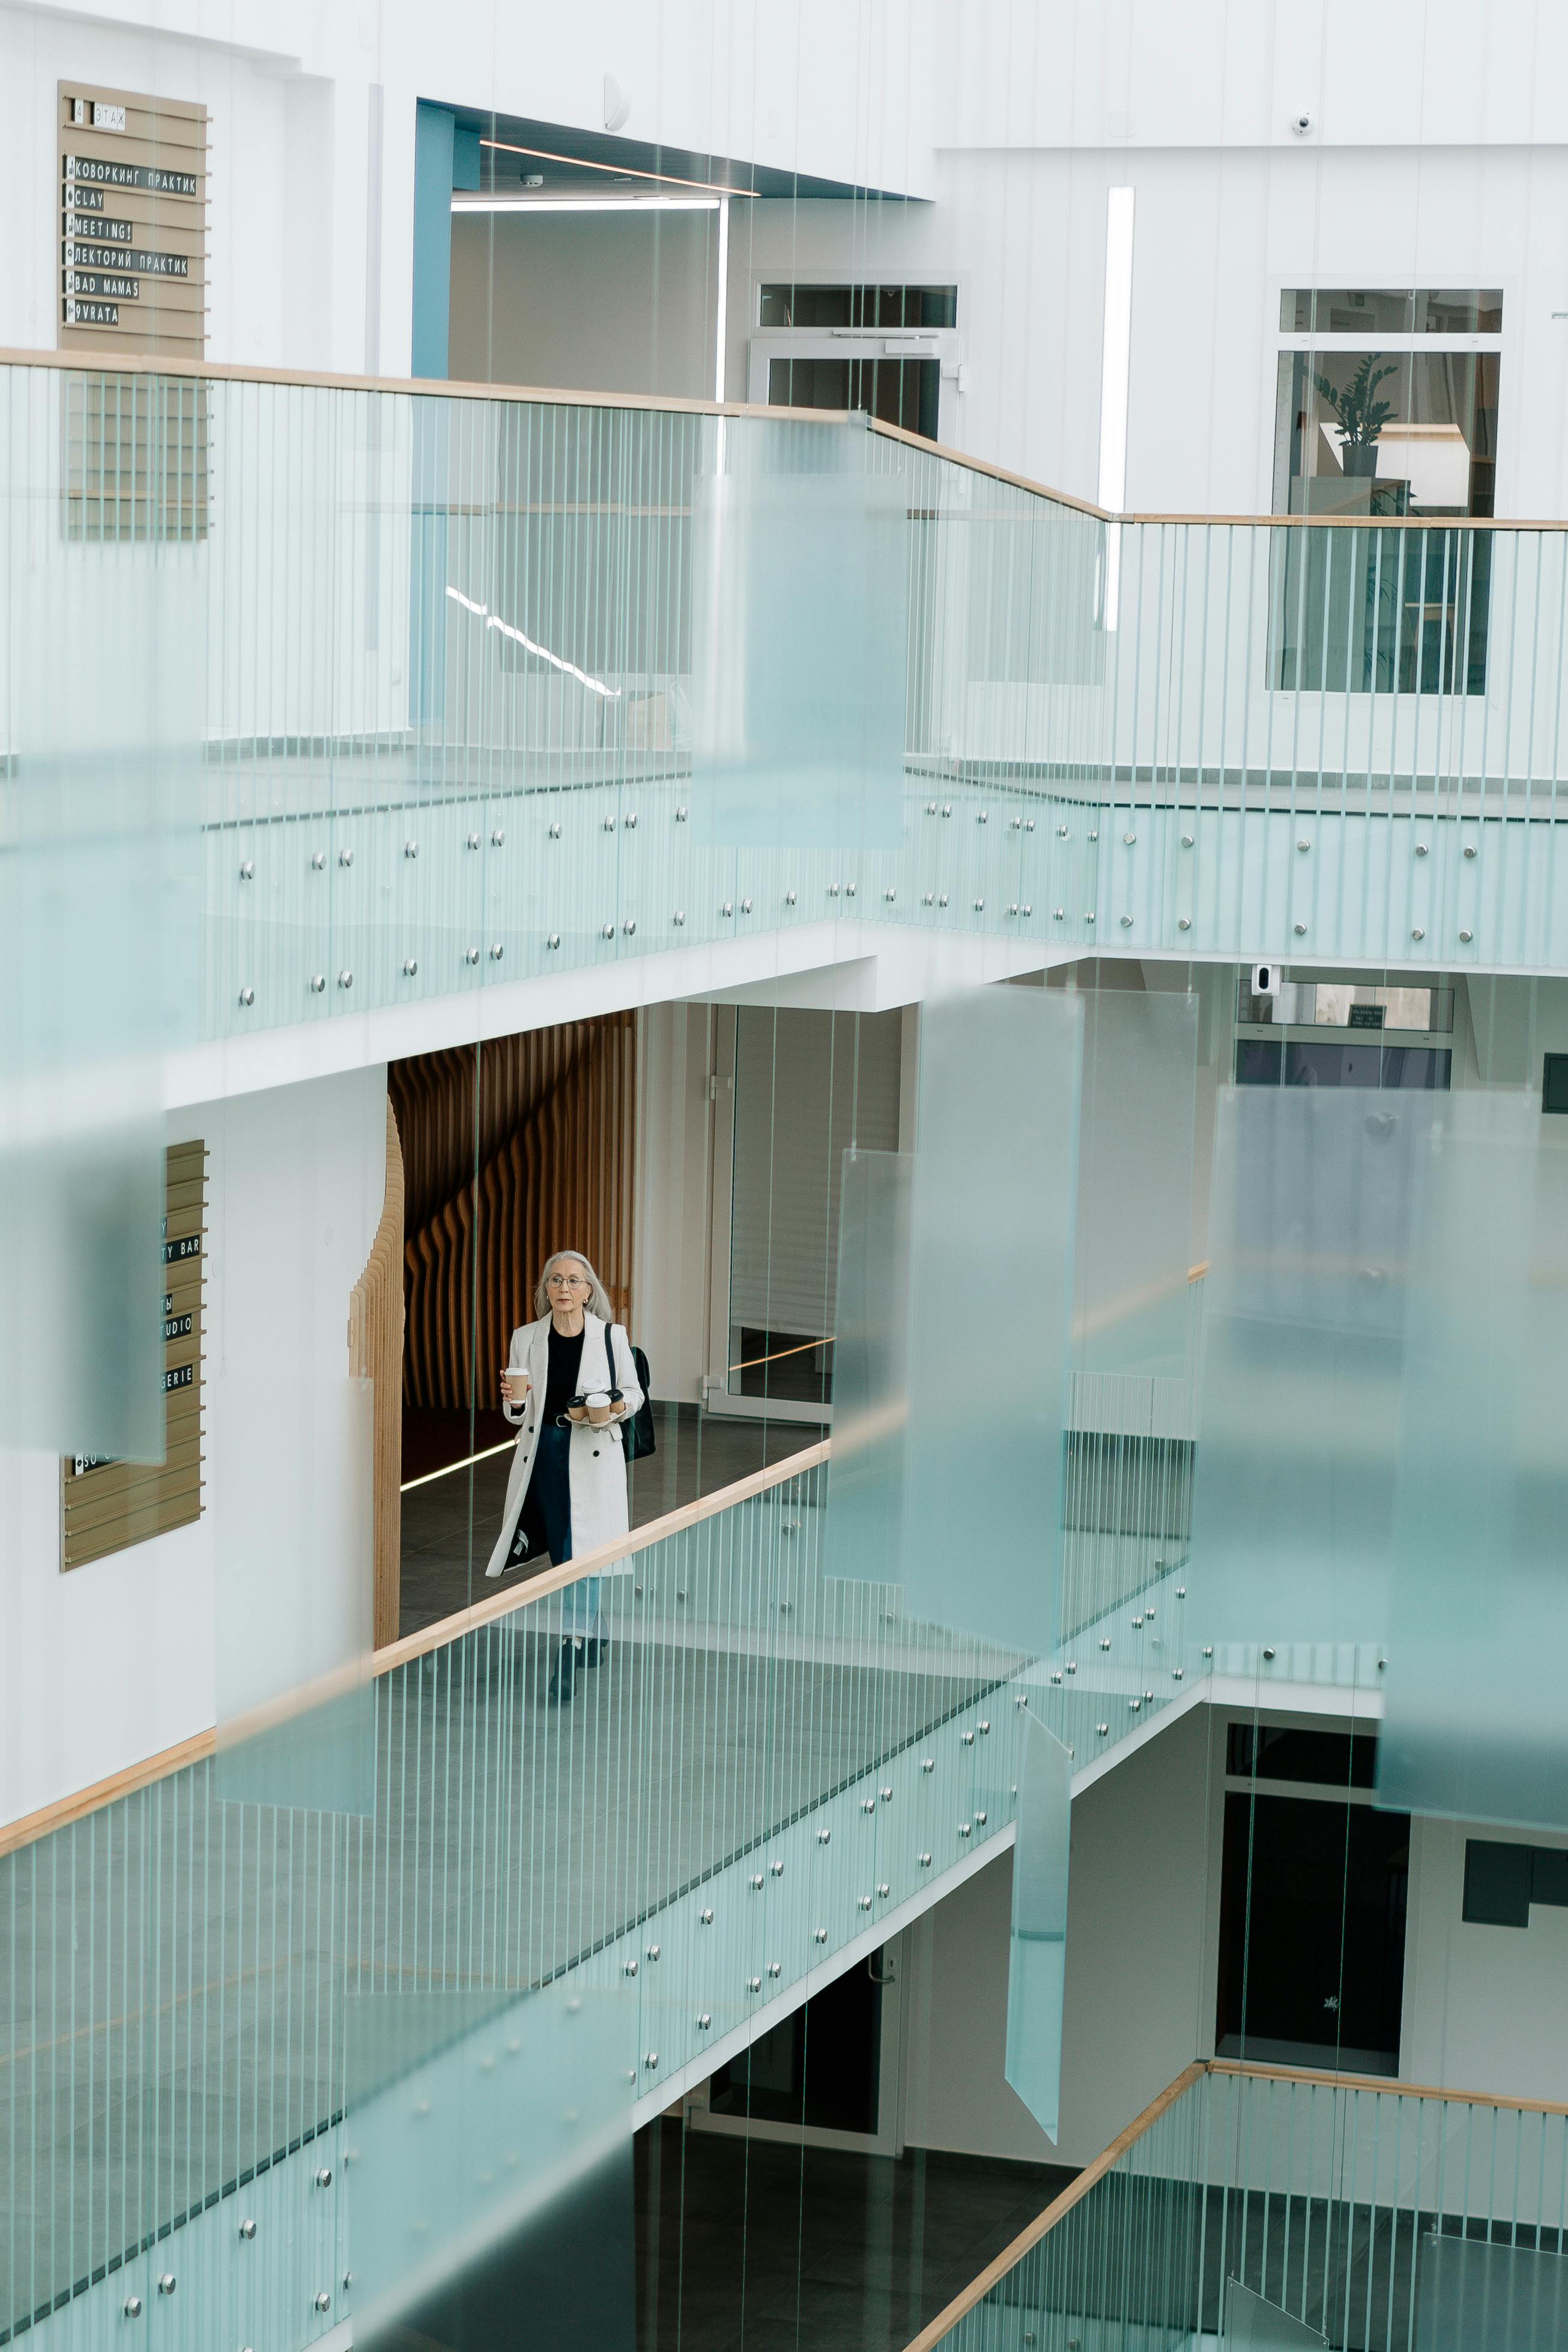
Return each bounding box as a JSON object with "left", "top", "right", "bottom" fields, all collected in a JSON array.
[
  {"left": 1207, "top": 2055, "right": 1568, "bottom": 2118},
  {"left": 0, "top": 1259, "right": 1215, "bottom": 1861},
  {"left": 901, "top": 2053, "right": 1568, "bottom": 2352},
  {"left": 901, "top": 2063, "right": 1208, "bottom": 2352},
  {"left": 0, "top": 1439, "right": 830, "bottom": 1858},
  {"left": 1, "top": 344, "right": 1559, "bottom": 529},
  {"left": 371, "top": 1436, "right": 829, "bottom": 1674},
  {"left": 0, "top": 342, "right": 846, "bottom": 425}
]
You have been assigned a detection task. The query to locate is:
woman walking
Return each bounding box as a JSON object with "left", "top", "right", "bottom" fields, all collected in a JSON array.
[{"left": 483, "top": 1250, "right": 643, "bottom": 1705}]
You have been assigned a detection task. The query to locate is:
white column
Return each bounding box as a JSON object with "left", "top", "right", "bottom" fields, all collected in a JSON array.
[{"left": 1098, "top": 186, "right": 1136, "bottom": 629}]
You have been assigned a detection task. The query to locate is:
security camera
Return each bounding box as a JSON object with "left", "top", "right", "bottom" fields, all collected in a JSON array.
[
  {"left": 1252, "top": 962, "right": 1279, "bottom": 996},
  {"left": 1289, "top": 109, "right": 1315, "bottom": 135}
]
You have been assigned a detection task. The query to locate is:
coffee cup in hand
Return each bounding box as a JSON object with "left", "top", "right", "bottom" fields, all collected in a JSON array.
[
  {"left": 501, "top": 1367, "right": 530, "bottom": 1404},
  {"left": 585, "top": 1390, "right": 613, "bottom": 1426}
]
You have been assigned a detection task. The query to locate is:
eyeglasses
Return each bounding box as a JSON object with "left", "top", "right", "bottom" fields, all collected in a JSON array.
[{"left": 547, "top": 1273, "right": 589, "bottom": 1289}]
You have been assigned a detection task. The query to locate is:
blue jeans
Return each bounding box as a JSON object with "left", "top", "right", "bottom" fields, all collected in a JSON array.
[{"left": 521, "top": 1422, "right": 603, "bottom": 1641}]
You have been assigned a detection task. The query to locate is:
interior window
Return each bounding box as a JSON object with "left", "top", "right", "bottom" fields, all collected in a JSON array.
[{"left": 758, "top": 283, "right": 957, "bottom": 329}]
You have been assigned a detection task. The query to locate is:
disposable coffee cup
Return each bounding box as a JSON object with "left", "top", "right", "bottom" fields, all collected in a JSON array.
[
  {"left": 585, "top": 1390, "right": 613, "bottom": 1426},
  {"left": 501, "top": 1366, "right": 528, "bottom": 1399}
]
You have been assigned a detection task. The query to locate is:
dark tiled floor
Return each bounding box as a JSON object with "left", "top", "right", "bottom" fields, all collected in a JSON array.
[
  {"left": 634, "top": 2126, "right": 1076, "bottom": 2352},
  {"left": 398, "top": 1402, "right": 826, "bottom": 1638}
]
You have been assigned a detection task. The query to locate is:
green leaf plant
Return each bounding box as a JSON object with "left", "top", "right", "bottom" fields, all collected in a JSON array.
[{"left": 1313, "top": 354, "right": 1400, "bottom": 451}]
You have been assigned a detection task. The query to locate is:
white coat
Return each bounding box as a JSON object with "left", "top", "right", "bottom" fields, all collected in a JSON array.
[{"left": 483, "top": 1311, "right": 644, "bottom": 1580}]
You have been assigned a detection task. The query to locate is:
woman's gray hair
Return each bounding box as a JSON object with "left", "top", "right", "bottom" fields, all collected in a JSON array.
[{"left": 534, "top": 1250, "right": 614, "bottom": 1323}]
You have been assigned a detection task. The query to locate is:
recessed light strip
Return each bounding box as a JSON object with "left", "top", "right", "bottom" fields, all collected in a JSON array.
[
  {"left": 453, "top": 195, "right": 721, "bottom": 214},
  {"left": 479, "top": 135, "right": 757, "bottom": 202}
]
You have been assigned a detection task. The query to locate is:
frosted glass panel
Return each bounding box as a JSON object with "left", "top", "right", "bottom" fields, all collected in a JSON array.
[
  {"left": 1381, "top": 1097, "right": 1568, "bottom": 1831},
  {"left": 348, "top": 1977, "right": 633, "bottom": 2347},
  {"left": 1191, "top": 1085, "right": 1439, "bottom": 1644},
  {"left": 1226, "top": 2279, "right": 1328, "bottom": 2347},
  {"left": 213, "top": 1075, "right": 384, "bottom": 1813},
  {"left": 1414, "top": 2234, "right": 1568, "bottom": 2351},
  {"left": 1005, "top": 1709, "right": 1072, "bottom": 2143},
  {"left": 0, "top": 371, "right": 201, "bottom": 1456},
  {"left": 824, "top": 1148, "right": 912, "bottom": 1587},
  {"left": 904, "top": 986, "right": 1081, "bottom": 1652},
  {"left": 1073, "top": 990, "right": 1199, "bottom": 1377},
  {"left": 690, "top": 462, "right": 906, "bottom": 848},
  {"left": 214, "top": 1681, "right": 375, "bottom": 1815}
]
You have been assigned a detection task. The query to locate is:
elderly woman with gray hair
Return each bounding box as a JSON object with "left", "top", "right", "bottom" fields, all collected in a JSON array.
[{"left": 483, "top": 1249, "right": 644, "bottom": 1705}]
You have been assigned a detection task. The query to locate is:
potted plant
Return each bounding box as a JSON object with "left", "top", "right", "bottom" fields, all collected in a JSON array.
[{"left": 1314, "top": 354, "right": 1399, "bottom": 477}]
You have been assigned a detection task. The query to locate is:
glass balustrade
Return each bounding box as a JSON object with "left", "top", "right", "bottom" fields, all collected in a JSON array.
[
  {"left": 917, "top": 2060, "right": 1568, "bottom": 2352},
  {"left": 0, "top": 1361, "right": 1382, "bottom": 2352},
  {"left": 9, "top": 358, "right": 1568, "bottom": 1084}
]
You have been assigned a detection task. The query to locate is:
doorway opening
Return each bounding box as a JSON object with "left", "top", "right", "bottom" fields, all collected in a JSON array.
[{"left": 1216, "top": 1721, "right": 1409, "bottom": 2077}]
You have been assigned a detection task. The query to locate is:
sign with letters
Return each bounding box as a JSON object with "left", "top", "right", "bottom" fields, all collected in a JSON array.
[{"left": 57, "top": 84, "right": 207, "bottom": 359}]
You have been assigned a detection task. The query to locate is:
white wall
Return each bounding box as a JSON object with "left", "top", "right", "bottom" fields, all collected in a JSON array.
[
  {"left": 8, "top": 0, "right": 1565, "bottom": 522},
  {"left": 450, "top": 209, "right": 720, "bottom": 399},
  {"left": 0, "top": 3, "right": 383, "bottom": 374},
  {"left": 1403, "top": 1819, "right": 1568, "bottom": 2105},
  {"left": 900, "top": 1843, "right": 1060, "bottom": 2165},
  {"left": 0, "top": 0, "right": 934, "bottom": 380},
  {"left": 727, "top": 135, "right": 1568, "bottom": 520},
  {"left": 900, "top": 1702, "right": 1215, "bottom": 2171},
  {"left": 0, "top": 1065, "right": 387, "bottom": 1829}
]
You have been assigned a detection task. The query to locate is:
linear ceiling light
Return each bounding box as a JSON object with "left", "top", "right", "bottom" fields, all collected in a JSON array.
[
  {"left": 479, "top": 136, "right": 756, "bottom": 201},
  {"left": 446, "top": 586, "right": 622, "bottom": 699},
  {"left": 453, "top": 194, "right": 721, "bottom": 214}
]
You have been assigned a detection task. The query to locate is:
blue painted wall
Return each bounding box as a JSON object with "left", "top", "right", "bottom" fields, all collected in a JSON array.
[{"left": 411, "top": 102, "right": 456, "bottom": 380}]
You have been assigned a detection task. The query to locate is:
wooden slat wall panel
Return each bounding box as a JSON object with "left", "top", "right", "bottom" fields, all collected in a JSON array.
[
  {"left": 390, "top": 1015, "right": 637, "bottom": 1413},
  {"left": 349, "top": 1102, "right": 406, "bottom": 1649}
]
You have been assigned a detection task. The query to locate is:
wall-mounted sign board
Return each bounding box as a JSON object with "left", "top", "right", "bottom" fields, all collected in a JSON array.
[
  {"left": 57, "top": 84, "right": 211, "bottom": 539},
  {"left": 61, "top": 1141, "right": 208, "bottom": 1571},
  {"left": 58, "top": 84, "right": 208, "bottom": 359}
]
